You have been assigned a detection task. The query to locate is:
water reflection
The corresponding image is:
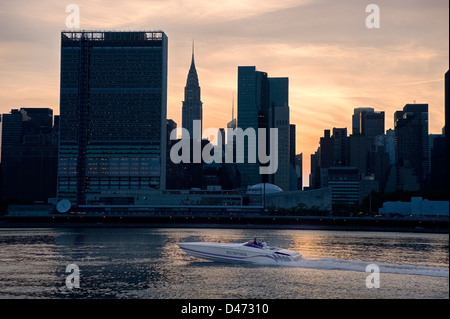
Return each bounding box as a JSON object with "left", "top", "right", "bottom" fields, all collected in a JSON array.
[{"left": 0, "top": 227, "right": 448, "bottom": 298}]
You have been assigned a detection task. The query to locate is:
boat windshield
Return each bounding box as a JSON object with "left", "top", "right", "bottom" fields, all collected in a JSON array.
[{"left": 244, "top": 239, "right": 268, "bottom": 249}]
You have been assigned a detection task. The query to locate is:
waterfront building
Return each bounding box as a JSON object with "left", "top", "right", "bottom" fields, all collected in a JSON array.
[
  {"left": 56, "top": 31, "right": 168, "bottom": 206},
  {"left": 379, "top": 197, "right": 449, "bottom": 218},
  {"left": 327, "top": 167, "right": 360, "bottom": 205},
  {"left": 1, "top": 108, "right": 58, "bottom": 202}
]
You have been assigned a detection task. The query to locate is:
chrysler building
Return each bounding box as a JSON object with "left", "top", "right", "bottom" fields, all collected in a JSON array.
[{"left": 182, "top": 41, "right": 203, "bottom": 139}]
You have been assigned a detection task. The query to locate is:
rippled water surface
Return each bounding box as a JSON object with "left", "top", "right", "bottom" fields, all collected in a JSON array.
[{"left": 0, "top": 227, "right": 448, "bottom": 299}]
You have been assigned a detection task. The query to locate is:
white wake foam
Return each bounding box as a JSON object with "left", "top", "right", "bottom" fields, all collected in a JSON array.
[{"left": 275, "top": 258, "right": 449, "bottom": 278}]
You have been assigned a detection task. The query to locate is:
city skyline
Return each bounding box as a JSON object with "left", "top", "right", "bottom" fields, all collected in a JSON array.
[{"left": 1, "top": 0, "right": 449, "bottom": 187}]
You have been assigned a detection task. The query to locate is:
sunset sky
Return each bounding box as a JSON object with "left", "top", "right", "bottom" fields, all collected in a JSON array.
[{"left": 1, "top": 0, "right": 448, "bottom": 187}]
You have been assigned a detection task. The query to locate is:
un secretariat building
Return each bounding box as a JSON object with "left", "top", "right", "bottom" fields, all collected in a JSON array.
[{"left": 56, "top": 31, "right": 168, "bottom": 207}]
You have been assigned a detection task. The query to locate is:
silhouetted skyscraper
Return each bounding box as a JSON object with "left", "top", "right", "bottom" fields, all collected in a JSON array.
[
  {"left": 182, "top": 42, "right": 202, "bottom": 139},
  {"left": 289, "top": 124, "right": 298, "bottom": 190},
  {"left": 352, "top": 107, "right": 384, "bottom": 138},
  {"left": 332, "top": 128, "right": 348, "bottom": 166},
  {"left": 444, "top": 70, "right": 449, "bottom": 192},
  {"left": 394, "top": 103, "right": 429, "bottom": 190},
  {"left": 446, "top": 70, "right": 449, "bottom": 149},
  {"left": 1, "top": 108, "right": 58, "bottom": 202},
  {"left": 361, "top": 111, "right": 385, "bottom": 138},
  {"left": 352, "top": 107, "right": 374, "bottom": 135},
  {"left": 237, "top": 67, "right": 292, "bottom": 190},
  {"left": 294, "top": 153, "right": 303, "bottom": 190},
  {"left": 431, "top": 70, "right": 450, "bottom": 193},
  {"left": 237, "top": 66, "right": 269, "bottom": 188},
  {"left": 309, "top": 149, "right": 320, "bottom": 189},
  {"left": 1, "top": 109, "right": 23, "bottom": 157},
  {"left": 348, "top": 134, "right": 371, "bottom": 177},
  {"left": 57, "top": 31, "right": 168, "bottom": 206},
  {"left": 319, "top": 129, "right": 334, "bottom": 169},
  {"left": 268, "top": 77, "right": 290, "bottom": 191}
]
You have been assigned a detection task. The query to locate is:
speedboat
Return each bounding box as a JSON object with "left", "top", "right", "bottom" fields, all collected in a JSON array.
[{"left": 177, "top": 239, "right": 302, "bottom": 264}]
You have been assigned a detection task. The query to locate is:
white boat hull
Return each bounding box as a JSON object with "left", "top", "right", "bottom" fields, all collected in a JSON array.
[{"left": 178, "top": 242, "right": 302, "bottom": 264}]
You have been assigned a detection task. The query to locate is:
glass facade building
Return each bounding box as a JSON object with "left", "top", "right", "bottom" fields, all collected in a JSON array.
[
  {"left": 268, "top": 77, "right": 290, "bottom": 191},
  {"left": 237, "top": 66, "right": 269, "bottom": 187},
  {"left": 57, "top": 31, "right": 168, "bottom": 206},
  {"left": 237, "top": 66, "right": 292, "bottom": 190}
]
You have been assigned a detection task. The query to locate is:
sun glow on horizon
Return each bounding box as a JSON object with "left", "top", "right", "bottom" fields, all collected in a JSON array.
[{"left": 1, "top": 0, "right": 448, "bottom": 187}]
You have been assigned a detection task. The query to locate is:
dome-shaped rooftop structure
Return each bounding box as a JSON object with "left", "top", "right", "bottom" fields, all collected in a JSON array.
[{"left": 246, "top": 183, "right": 283, "bottom": 195}]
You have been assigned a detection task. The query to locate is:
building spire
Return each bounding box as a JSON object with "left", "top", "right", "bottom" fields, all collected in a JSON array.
[
  {"left": 191, "top": 37, "right": 195, "bottom": 65},
  {"left": 186, "top": 39, "right": 199, "bottom": 88},
  {"left": 232, "top": 92, "right": 235, "bottom": 120},
  {"left": 182, "top": 37, "right": 202, "bottom": 140}
]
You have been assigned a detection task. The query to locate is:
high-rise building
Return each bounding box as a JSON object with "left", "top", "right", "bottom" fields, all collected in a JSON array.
[
  {"left": 446, "top": 70, "right": 449, "bottom": 153},
  {"left": 166, "top": 119, "right": 179, "bottom": 190},
  {"left": 444, "top": 70, "right": 449, "bottom": 192},
  {"left": 319, "top": 129, "right": 334, "bottom": 169},
  {"left": 289, "top": 124, "right": 298, "bottom": 190},
  {"left": 361, "top": 111, "right": 385, "bottom": 138},
  {"left": 394, "top": 103, "right": 429, "bottom": 190},
  {"left": 430, "top": 134, "right": 446, "bottom": 191},
  {"left": 1, "top": 108, "right": 58, "bottom": 202},
  {"left": 0, "top": 109, "right": 23, "bottom": 157},
  {"left": 237, "top": 66, "right": 269, "bottom": 188},
  {"left": 352, "top": 107, "right": 384, "bottom": 138},
  {"left": 352, "top": 107, "right": 374, "bottom": 135},
  {"left": 237, "top": 67, "right": 292, "bottom": 191},
  {"left": 309, "top": 130, "right": 333, "bottom": 189},
  {"left": 348, "top": 134, "right": 372, "bottom": 176},
  {"left": 268, "top": 77, "right": 290, "bottom": 191},
  {"left": 348, "top": 107, "right": 385, "bottom": 185},
  {"left": 430, "top": 70, "right": 450, "bottom": 193},
  {"left": 294, "top": 153, "right": 303, "bottom": 190},
  {"left": 57, "top": 31, "right": 168, "bottom": 206},
  {"left": 332, "top": 128, "right": 348, "bottom": 166},
  {"left": 182, "top": 43, "right": 203, "bottom": 139},
  {"left": 309, "top": 148, "right": 320, "bottom": 189}
]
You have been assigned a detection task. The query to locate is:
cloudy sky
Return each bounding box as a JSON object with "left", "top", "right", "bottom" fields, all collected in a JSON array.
[{"left": 0, "top": 0, "right": 448, "bottom": 186}]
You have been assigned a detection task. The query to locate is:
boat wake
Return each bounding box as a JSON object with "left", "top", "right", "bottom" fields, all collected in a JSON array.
[{"left": 267, "top": 257, "right": 449, "bottom": 278}]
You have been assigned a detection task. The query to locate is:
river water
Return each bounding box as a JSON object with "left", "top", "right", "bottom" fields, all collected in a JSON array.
[{"left": 0, "top": 227, "right": 448, "bottom": 299}]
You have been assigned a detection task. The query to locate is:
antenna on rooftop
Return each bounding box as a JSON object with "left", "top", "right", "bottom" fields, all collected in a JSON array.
[
  {"left": 232, "top": 92, "right": 235, "bottom": 120},
  {"left": 191, "top": 37, "right": 195, "bottom": 64}
]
